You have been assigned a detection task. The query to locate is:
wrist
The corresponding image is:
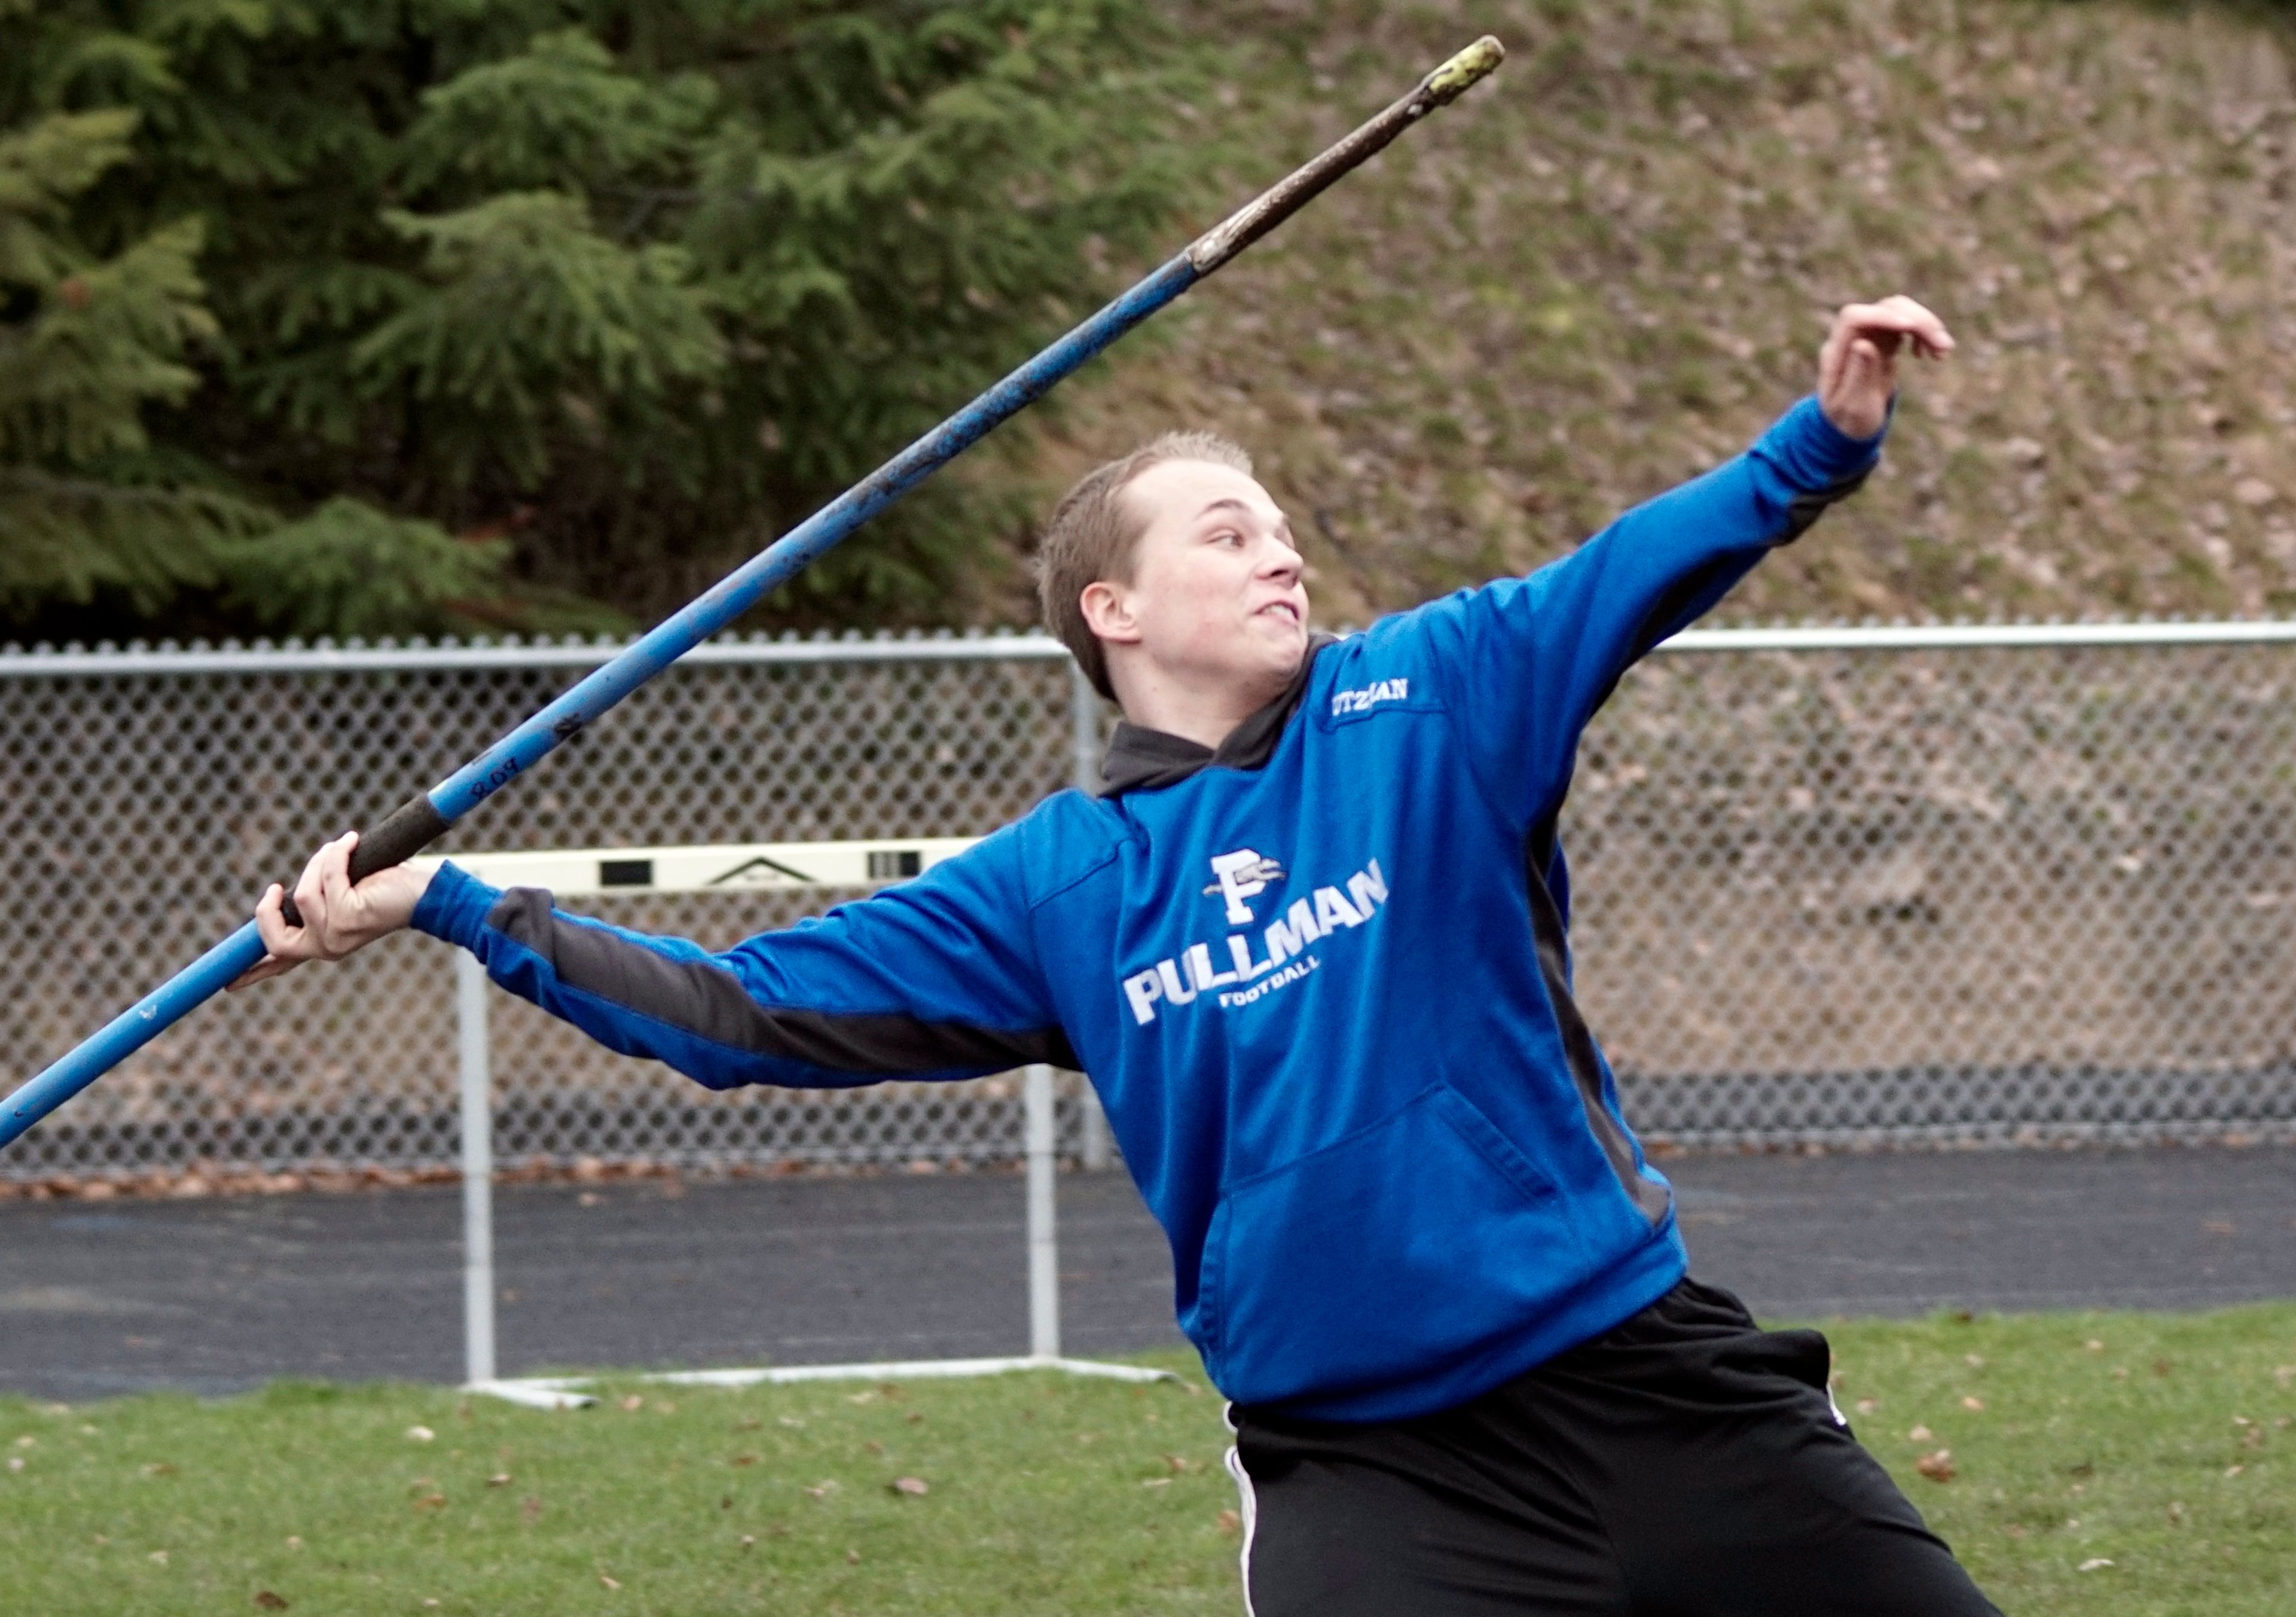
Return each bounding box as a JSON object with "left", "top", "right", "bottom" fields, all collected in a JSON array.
[{"left": 409, "top": 861, "right": 504, "bottom": 951}]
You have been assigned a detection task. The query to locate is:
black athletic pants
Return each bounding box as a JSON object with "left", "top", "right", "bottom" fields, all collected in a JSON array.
[{"left": 1225, "top": 1277, "right": 2002, "bottom": 1616}]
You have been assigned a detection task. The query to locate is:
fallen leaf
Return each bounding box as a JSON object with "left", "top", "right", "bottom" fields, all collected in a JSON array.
[
  {"left": 804, "top": 1480, "right": 839, "bottom": 1500},
  {"left": 1908, "top": 1425, "right": 1934, "bottom": 1442},
  {"left": 599, "top": 1572, "right": 621, "bottom": 1590},
  {"left": 2078, "top": 1558, "right": 2114, "bottom": 1572},
  {"left": 143, "top": 1463, "right": 176, "bottom": 1476},
  {"left": 520, "top": 1496, "right": 542, "bottom": 1524},
  {"left": 847, "top": 1392, "right": 877, "bottom": 1405},
  {"left": 5, "top": 1457, "right": 20, "bottom": 1473},
  {"left": 1143, "top": 1477, "right": 1172, "bottom": 1488},
  {"left": 1915, "top": 1450, "right": 1956, "bottom": 1483},
  {"left": 1964, "top": 1354, "right": 1986, "bottom": 1369},
  {"left": 620, "top": 1396, "right": 644, "bottom": 1413},
  {"left": 2225, "top": 1464, "right": 2245, "bottom": 1478},
  {"left": 253, "top": 1592, "right": 289, "bottom": 1610},
  {"left": 1962, "top": 1396, "right": 1986, "bottom": 1412},
  {"left": 890, "top": 1476, "right": 929, "bottom": 1496},
  {"left": 1854, "top": 1398, "right": 1879, "bottom": 1415},
  {"left": 1217, "top": 1509, "right": 1241, "bottom": 1536},
  {"left": 405, "top": 1426, "right": 435, "bottom": 1443},
  {"left": 1164, "top": 1454, "right": 1192, "bottom": 1474},
  {"left": 2084, "top": 1340, "right": 2105, "bottom": 1353},
  {"left": 731, "top": 1454, "right": 758, "bottom": 1468},
  {"left": 148, "top": 1550, "right": 169, "bottom": 1565},
  {"left": 411, "top": 1493, "right": 447, "bottom": 1512},
  {"left": 487, "top": 1473, "right": 511, "bottom": 1488},
  {"left": 285, "top": 1536, "right": 303, "bottom": 1550},
  {"left": 739, "top": 1534, "right": 756, "bottom": 1549}
]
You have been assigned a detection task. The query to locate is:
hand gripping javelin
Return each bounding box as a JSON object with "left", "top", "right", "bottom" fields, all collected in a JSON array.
[{"left": 0, "top": 37, "right": 1505, "bottom": 1150}]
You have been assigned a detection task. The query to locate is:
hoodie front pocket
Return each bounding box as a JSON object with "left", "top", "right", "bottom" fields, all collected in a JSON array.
[{"left": 1202, "top": 1082, "right": 1601, "bottom": 1409}]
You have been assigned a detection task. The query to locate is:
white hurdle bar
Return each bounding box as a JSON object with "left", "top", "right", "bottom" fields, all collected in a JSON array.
[{"left": 416, "top": 837, "right": 1161, "bottom": 1409}]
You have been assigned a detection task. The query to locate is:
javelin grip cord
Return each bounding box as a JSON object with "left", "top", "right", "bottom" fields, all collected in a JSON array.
[{"left": 2, "top": 36, "right": 1504, "bottom": 1151}]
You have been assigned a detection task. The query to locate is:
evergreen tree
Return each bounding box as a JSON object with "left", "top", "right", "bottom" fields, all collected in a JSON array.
[
  {"left": 2, "top": 1, "right": 1198, "bottom": 640},
  {"left": 0, "top": 100, "right": 258, "bottom": 621}
]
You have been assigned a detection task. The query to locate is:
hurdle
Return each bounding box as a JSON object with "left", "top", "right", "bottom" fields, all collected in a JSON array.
[{"left": 418, "top": 836, "right": 1158, "bottom": 1410}]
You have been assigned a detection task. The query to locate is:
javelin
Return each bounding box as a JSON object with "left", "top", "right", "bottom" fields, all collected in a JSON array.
[{"left": 0, "top": 36, "right": 1504, "bottom": 1151}]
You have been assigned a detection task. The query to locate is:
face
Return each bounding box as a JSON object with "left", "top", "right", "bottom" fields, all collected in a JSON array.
[{"left": 1082, "top": 458, "right": 1310, "bottom": 706}]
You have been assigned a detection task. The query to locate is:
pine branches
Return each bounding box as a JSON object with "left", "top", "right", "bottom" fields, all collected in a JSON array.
[
  {"left": 0, "top": 105, "right": 257, "bottom": 617},
  {"left": 0, "top": 0, "right": 1204, "bottom": 642}
]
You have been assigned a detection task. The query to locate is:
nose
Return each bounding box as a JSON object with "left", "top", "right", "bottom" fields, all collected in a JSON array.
[{"left": 1257, "top": 532, "right": 1303, "bottom": 585}]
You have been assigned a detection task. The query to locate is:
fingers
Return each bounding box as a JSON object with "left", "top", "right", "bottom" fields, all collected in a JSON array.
[
  {"left": 232, "top": 883, "right": 298, "bottom": 991},
  {"left": 1831, "top": 295, "right": 1955, "bottom": 360},
  {"left": 227, "top": 953, "right": 295, "bottom": 991},
  {"left": 319, "top": 830, "right": 360, "bottom": 923}
]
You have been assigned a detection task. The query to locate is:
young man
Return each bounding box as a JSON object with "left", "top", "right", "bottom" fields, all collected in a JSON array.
[{"left": 246, "top": 297, "right": 1992, "bottom": 1615}]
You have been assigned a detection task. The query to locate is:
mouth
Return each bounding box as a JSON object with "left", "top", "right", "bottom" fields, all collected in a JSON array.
[{"left": 1254, "top": 599, "right": 1303, "bottom": 629}]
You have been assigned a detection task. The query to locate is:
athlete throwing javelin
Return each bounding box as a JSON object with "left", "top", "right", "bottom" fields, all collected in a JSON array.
[{"left": 245, "top": 296, "right": 1987, "bottom": 1614}]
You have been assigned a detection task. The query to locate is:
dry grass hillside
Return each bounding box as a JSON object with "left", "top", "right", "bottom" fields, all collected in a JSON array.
[{"left": 979, "top": 0, "right": 2296, "bottom": 629}]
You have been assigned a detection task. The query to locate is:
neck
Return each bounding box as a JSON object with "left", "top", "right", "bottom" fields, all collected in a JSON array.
[{"left": 1109, "top": 658, "right": 1294, "bottom": 751}]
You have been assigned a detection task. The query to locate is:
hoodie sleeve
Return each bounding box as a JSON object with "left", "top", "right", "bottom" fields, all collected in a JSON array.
[
  {"left": 408, "top": 824, "right": 1071, "bottom": 1091},
  {"left": 1405, "top": 394, "right": 1882, "bottom": 823}
]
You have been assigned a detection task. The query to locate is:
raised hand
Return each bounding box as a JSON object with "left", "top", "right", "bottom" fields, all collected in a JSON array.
[
  {"left": 1816, "top": 295, "right": 1955, "bottom": 440},
  {"left": 230, "top": 832, "right": 434, "bottom": 989}
]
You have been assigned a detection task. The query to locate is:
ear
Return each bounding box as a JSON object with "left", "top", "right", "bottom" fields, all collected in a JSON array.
[{"left": 1079, "top": 578, "right": 1144, "bottom": 647}]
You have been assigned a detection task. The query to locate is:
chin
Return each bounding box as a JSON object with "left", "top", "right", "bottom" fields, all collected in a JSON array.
[{"left": 1253, "top": 631, "right": 1310, "bottom": 684}]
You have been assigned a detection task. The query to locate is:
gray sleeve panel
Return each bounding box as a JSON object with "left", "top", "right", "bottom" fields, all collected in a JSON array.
[
  {"left": 1778, "top": 464, "right": 1874, "bottom": 544},
  {"left": 1519, "top": 826, "right": 1673, "bottom": 1227},
  {"left": 484, "top": 889, "right": 1077, "bottom": 1076}
]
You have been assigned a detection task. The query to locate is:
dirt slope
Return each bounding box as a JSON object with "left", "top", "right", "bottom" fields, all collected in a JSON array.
[{"left": 985, "top": 0, "right": 2296, "bottom": 629}]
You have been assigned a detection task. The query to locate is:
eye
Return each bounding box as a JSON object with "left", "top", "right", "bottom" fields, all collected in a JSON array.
[{"left": 1210, "top": 529, "right": 1244, "bottom": 547}]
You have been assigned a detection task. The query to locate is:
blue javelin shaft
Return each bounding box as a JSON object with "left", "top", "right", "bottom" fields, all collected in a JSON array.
[{"left": 0, "top": 37, "right": 1504, "bottom": 1151}]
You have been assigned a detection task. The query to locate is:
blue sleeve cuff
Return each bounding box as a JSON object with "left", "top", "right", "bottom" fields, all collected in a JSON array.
[
  {"left": 410, "top": 861, "right": 505, "bottom": 951},
  {"left": 1767, "top": 393, "right": 1888, "bottom": 488}
]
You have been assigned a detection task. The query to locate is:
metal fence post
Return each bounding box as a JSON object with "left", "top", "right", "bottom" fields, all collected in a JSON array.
[
  {"left": 457, "top": 950, "right": 496, "bottom": 1389},
  {"left": 1068, "top": 660, "right": 1114, "bottom": 1171},
  {"left": 1024, "top": 1063, "right": 1061, "bottom": 1360}
]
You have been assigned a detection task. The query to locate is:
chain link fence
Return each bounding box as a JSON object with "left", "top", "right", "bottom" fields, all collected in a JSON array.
[{"left": 4, "top": 623, "right": 2294, "bottom": 1181}]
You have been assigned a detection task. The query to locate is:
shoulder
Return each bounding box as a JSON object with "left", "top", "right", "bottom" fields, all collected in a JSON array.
[
  {"left": 1318, "top": 578, "right": 1548, "bottom": 692},
  {"left": 955, "top": 789, "right": 1132, "bottom": 909}
]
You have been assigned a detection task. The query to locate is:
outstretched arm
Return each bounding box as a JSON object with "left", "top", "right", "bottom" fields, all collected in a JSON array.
[
  {"left": 237, "top": 829, "right": 1068, "bottom": 1091},
  {"left": 1410, "top": 296, "right": 1952, "bottom": 821}
]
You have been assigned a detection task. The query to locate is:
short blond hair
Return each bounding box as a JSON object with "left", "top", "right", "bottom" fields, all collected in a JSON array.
[{"left": 1035, "top": 431, "right": 1253, "bottom": 700}]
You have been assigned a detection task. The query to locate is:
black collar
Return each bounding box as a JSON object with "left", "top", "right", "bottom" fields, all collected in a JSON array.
[{"left": 1098, "top": 634, "right": 1336, "bottom": 797}]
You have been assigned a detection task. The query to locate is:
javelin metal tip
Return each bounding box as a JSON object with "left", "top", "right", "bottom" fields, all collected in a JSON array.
[{"left": 1424, "top": 36, "right": 1505, "bottom": 103}]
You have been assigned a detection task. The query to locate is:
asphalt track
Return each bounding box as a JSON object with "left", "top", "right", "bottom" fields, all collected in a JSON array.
[{"left": 1, "top": 1145, "right": 2292, "bottom": 1403}]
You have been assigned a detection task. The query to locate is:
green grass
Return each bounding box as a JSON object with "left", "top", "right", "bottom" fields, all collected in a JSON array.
[{"left": 2, "top": 1308, "right": 2293, "bottom": 1614}]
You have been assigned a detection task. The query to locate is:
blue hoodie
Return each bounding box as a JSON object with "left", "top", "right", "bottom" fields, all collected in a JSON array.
[{"left": 413, "top": 395, "right": 1882, "bottom": 1422}]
